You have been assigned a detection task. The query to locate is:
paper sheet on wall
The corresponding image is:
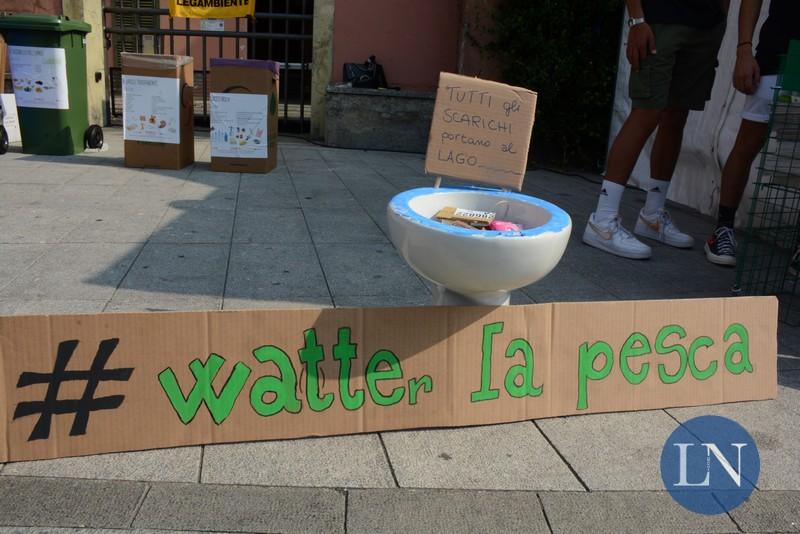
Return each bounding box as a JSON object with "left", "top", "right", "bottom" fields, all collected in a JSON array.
[
  {"left": 200, "top": 18, "right": 225, "bottom": 32},
  {"left": 0, "top": 94, "right": 22, "bottom": 143},
  {"left": 210, "top": 92, "right": 269, "bottom": 159},
  {"left": 8, "top": 46, "right": 69, "bottom": 110},
  {"left": 122, "top": 75, "right": 180, "bottom": 144}
]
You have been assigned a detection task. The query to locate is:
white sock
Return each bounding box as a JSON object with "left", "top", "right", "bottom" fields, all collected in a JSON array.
[
  {"left": 642, "top": 178, "right": 670, "bottom": 217},
  {"left": 595, "top": 180, "right": 625, "bottom": 222}
]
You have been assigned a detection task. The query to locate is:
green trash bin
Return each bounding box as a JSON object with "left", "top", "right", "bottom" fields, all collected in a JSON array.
[{"left": 0, "top": 14, "right": 103, "bottom": 155}]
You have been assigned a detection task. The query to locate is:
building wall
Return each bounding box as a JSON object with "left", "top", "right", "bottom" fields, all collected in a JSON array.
[
  {"left": 310, "top": 0, "right": 333, "bottom": 139},
  {"left": 331, "top": 0, "right": 461, "bottom": 91},
  {"left": 0, "top": 0, "right": 62, "bottom": 15},
  {"left": 1, "top": 0, "right": 63, "bottom": 91},
  {"left": 63, "top": 0, "right": 106, "bottom": 126}
]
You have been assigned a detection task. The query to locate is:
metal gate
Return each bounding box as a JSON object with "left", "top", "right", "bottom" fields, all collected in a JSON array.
[{"left": 102, "top": 0, "right": 313, "bottom": 134}]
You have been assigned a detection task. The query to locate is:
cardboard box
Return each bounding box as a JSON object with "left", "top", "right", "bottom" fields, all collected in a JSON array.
[
  {"left": 425, "top": 72, "right": 537, "bottom": 191},
  {"left": 209, "top": 58, "right": 279, "bottom": 173},
  {"left": 0, "top": 296, "right": 777, "bottom": 462},
  {"left": 122, "top": 53, "right": 194, "bottom": 170}
]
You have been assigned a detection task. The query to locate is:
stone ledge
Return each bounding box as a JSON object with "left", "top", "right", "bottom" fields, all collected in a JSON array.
[
  {"left": 326, "top": 84, "right": 436, "bottom": 100},
  {"left": 325, "top": 84, "right": 435, "bottom": 153}
]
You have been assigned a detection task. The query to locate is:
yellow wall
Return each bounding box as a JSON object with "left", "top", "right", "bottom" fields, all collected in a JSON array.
[
  {"left": 310, "top": 0, "right": 333, "bottom": 140},
  {"left": 62, "top": 0, "right": 106, "bottom": 126}
]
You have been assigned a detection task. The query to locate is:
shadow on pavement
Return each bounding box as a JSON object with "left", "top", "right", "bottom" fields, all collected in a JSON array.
[{"left": 5, "top": 130, "right": 800, "bottom": 364}]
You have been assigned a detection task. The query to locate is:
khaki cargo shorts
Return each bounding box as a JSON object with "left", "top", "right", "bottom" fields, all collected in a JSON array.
[{"left": 629, "top": 22, "right": 726, "bottom": 110}]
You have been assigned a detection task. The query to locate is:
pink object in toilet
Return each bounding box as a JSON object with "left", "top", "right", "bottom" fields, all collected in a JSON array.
[{"left": 488, "top": 220, "right": 522, "bottom": 232}]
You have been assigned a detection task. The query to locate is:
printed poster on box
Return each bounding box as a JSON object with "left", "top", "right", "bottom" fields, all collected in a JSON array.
[
  {"left": 210, "top": 93, "right": 269, "bottom": 159},
  {"left": 122, "top": 75, "right": 181, "bottom": 144},
  {"left": 8, "top": 46, "right": 69, "bottom": 110}
]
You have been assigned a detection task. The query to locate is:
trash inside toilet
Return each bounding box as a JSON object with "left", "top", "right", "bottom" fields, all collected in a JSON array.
[
  {"left": 487, "top": 220, "right": 522, "bottom": 232},
  {"left": 433, "top": 206, "right": 523, "bottom": 234},
  {"left": 434, "top": 206, "right": 495, "bottom": 228}
]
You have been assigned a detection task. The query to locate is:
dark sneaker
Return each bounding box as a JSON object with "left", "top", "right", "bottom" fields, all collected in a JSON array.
[{"left": 705, "top": 226, "right": 736, "bottom": 266}]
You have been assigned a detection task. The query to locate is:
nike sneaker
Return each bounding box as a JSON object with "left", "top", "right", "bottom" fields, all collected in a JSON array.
[
  {"left": 583, "top": 213, "right": 652, "bottom": 259},
  {"left": 634, "top": 209, "right": 695, "bottom": 248}
]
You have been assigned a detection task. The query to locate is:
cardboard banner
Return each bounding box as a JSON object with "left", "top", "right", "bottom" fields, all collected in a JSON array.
[
  {"left": 169, "top": 0, "right": 255, "bottom": 19},
  {"left": 425, "top": 73, "right": 537, "bottom": 191},
  {"left": 0, "top": 297, "right": 777, "bottom": 462}
]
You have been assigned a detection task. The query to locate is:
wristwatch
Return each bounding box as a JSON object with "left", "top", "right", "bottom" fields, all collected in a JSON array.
[{"left": 627, "top": 16, "right": 646, "bottom": 27}]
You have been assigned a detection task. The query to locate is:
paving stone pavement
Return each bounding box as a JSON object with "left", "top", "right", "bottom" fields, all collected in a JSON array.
[{"left": 0, "top": 129, "right": 798, "bottom": 532}]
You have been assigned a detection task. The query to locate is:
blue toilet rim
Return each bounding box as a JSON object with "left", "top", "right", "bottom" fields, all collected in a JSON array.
[{"left": 388, "top": 186, "right": 571, "bottom": 237}]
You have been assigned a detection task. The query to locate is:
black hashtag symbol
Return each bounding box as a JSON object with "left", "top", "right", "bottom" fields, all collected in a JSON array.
[{"left": 14, "top": 339, "right": 134, "bottom": 441}]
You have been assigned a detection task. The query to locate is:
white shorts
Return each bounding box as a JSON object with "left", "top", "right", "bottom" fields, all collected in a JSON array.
[{"left": 741, "top": 74, "right": 779, "bottom": 123}]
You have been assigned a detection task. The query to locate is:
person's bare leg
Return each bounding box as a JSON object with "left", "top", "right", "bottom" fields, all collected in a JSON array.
[
  {"left": 719, "top": 118, "right": 768, "bottom": 210},
  {"left": 706, "top": 119, "right": 768, "bottom": 266},
  {"left": 605, "top": 108, "right": 663, "bottom": 185},
  {"left": 623, "top": 108, "right": 696, "bottom": 248},
  {"left": 639, "top": 108, "right": 689, "bottom": 218},
  {"left": 584, "top": 108, "right": 661, "bottom": 260},
  {"left": 650, "top": 108, "right": 689, "bottom": 181}
]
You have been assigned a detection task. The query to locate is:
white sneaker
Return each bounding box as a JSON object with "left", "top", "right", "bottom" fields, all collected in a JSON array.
[
  {"left": 583, "top": 213, "right": 652, "bottom": 259},
  {"left": 634, "top": 209, "right": 695, "bottom": 248}
]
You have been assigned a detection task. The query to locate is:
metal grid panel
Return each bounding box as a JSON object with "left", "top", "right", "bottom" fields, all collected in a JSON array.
[
  {"left": 736, "top": 85, "right": 800, "bottom": 324},
  {"left": 103, "top": 0, "right": 313, "bottom": 133}
]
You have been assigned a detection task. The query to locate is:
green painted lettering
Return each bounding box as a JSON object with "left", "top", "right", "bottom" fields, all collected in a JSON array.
[
  {"left": 250, "top": 345, "right": 301, "bottom": 417},
  {"left": 333, "top": 327, "right": 365, "bottom": 410},
  {"left": 408, "top": 375, "right": 433, "bottom": 405},
  {"left": 620, "top": 332, "right": 651, "bottom": 385},
  {"left": 577, "top": 341, "right": 613, "bottom": 410},
  {"left": 688, "top": 336, "right": 717, "bottom": 380},
  {"left": 159, "top": 353, "right": 251, "bottom": 425},
  {"left": 724, "top": 323, "right": 753, "bottom": 374},
  {"left": 656, "top": 325, "right": 688, "bottom": 384},
  {"left": 298, "top": 328, "right": 334, "bottom": 412},
  {"left": 504, "top": 338, "right": 542, "bottom": 398},
  {"left": 366, "top": 350, "right": 405, "bottom": 406},
  {"left": 471, "top": 322, "right": 503, "bottom": 402}
]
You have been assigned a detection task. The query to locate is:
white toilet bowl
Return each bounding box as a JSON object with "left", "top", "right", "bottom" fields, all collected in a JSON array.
[{"left": 387, "top": 186, "right": 572, "bottom": 306}]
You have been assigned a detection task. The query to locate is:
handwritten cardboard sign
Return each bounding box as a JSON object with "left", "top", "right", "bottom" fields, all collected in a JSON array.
[
  {"left": 0, "top": 297, "right": 777, "bottom": 462},
  {"left": 425, "top": 73, "right": 537, "bottom": 191}
]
